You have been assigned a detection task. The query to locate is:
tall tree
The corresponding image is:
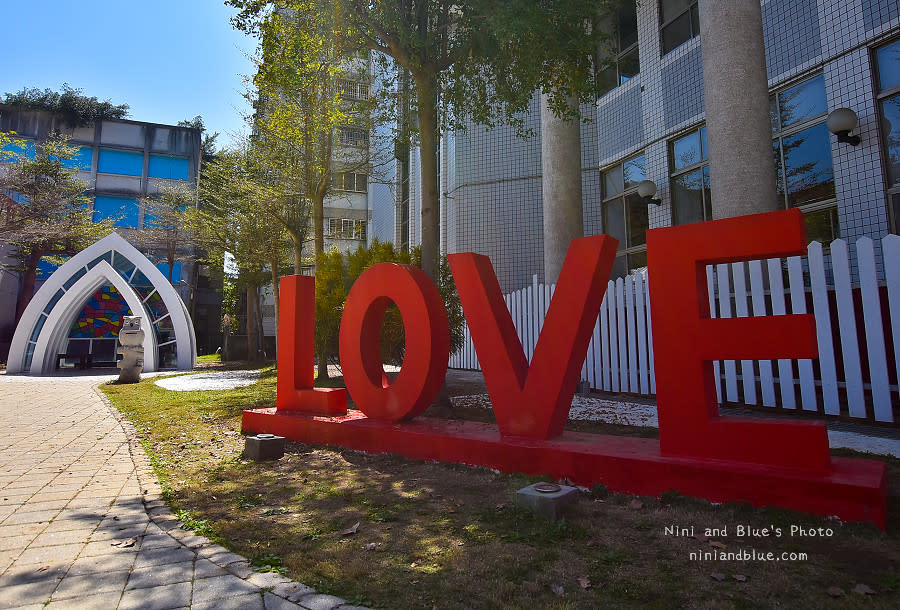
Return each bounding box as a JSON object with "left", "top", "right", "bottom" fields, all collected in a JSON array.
[
  {"left": 178, "top": 115, "right": 220, "bottom": 165},
  {"left": 231, "top": 0, "right": 390, "bottom": 378},
  {"left": 230, "top": 0, "right": 613, "bottom": 284},
  {"left": 196, "top": 145, "right": 293, "bottom": 360},
  {"left": 137, "top": 180, "right": 197, "bottom": 283},
  {"left": 0, "top": 134, "right": 115, "bottom": 320}
]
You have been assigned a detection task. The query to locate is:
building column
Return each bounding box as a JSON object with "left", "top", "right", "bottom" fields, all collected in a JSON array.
[
  {"left": 698, "top": 0, "right": 778, "bottom": 218},
  {"left": 541, "top": 93, "right": 584, "bottom": 283}
]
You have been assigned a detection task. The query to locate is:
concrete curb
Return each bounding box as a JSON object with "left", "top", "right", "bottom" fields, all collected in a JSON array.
[{"left": 94, "top": 381, "right": 371, "bottom": 610}]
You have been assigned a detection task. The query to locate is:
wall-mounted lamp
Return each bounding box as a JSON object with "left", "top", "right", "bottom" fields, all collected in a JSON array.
[
  {"left": 826, "top": 107, "right": 861, "bottom": 146},
  {"left": 637, "top": 180, "right": 662, "bottom": 205}
]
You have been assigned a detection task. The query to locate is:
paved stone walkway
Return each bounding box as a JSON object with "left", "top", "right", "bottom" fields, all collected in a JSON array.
[{"left": 0, "top": 374, "right": 369, "bottom": 610}]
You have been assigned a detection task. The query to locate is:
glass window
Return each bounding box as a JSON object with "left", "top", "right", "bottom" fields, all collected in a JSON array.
[
  {"left": 877, "top": 39, "right": 900, "bottom": 234},
  {"left": 778, "top": 75, "right": 828, "bottom": 129},
  {"left": 779, "top": 123, "right": 835, "bottom": 207},
  {"left": 881, "top": 96, "right": 900, "bottom": 188},
  {"left": 877, "top": 39, "right": 900, "bottom": 92},
  {"left": 602, "top": 154, "right": 648, "bottom": 278},
  {"left": 804, "top": 207, "right": 840, "bottom": 244},
  {"left": 671, "top": 130, "right": 702, "bottom": 170},
  {"left": 597, "top": 1, "right": 640, "bottom": 96},
  {"left": 669, "top": 127, "right": 711, "bottom": 225},
  {"left": 770, "top": 73, "right": 837, "bottom": 236},
  {"left": 660, "top": 0, "right": 699, "bottom": 55}
]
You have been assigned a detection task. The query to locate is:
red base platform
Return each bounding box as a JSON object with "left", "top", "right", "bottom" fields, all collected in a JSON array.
[{"left": 241, "top": 408, "right": 888, "bottom": 529}]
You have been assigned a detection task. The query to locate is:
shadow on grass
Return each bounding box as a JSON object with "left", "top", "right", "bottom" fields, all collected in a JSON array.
[{"left": 101, "top": 369, "right": 900, "bottom": 610}]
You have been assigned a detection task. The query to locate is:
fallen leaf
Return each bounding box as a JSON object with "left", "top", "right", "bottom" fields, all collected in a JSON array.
[
  {"left": 710, "top": 573, "right": 726, "bottom": 582},
  {"left": 627, "top": 499, "right": 643, "bottom": 510},
  {"left": 852, "top": 583, "right": 876, "bottom": 595},
  {"left": 362, "top": 543, "right": 377, "bottom": 551},
  {"left": 111, "top": 537, "right": 137, "bottom": 548},
  {"left": 38, "top": 566, "right": 49, "bottom": 572},
  {"left": 339, "top": 522, "right": 360, "bottom": 536},
  {"left": 690, "top": 533, "right": 709, "bottom": 542},
  {"left": 826, "top": 587, "right": 845, "bottom": 597},
  {"left": 577, "top": 575, "right": 591, "bottom": 589},
  {"left": 733, "top": 574, "right": 747, "bottom": 582},
  {"left": 550, "top": 584, "right": 565, "bottom": 596},
  {"left": 709, "top": 541, "right": 727, "bottom": 550}
]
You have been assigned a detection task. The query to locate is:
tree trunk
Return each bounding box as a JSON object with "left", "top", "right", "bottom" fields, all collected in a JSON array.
[
  {"left": 289, "top": 230, "right": 303, "bottom": 275},
  {"left": 15, "top": 250, "right": 42, "bottom": 324},
  {"left": 312, "top": 191, "right": 329, "bottom": 380},
  {"left": 269, "top": 261, "right": 280, "bottom": 364},
  {"left": 414, "top": 73, "right": 440, "bottom": 283},
  {"left": 246, "top": 283, "right": 260, "bottom": 362}
]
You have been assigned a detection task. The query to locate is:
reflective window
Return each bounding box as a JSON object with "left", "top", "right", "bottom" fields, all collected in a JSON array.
[
  {"left": 598, "top": 1, "right": 640, "bottom": 96},
  {"left": 671, "top": 127, "right": 706, "bottom": 171},
  {"left": 660, "top": 0, "right": 699, "bottom": 55},
  {"left": 804, "top": 207, "right": 840, "bottom": 244},
  {"left": 881, "top": 96, "right": 900, "bottom": 187},
  {"left": 669, "top": 126, "right": 711, "bottom": 224},
  {"left": 876, "top": 39, "right": 900, "bottom": 234},
  {"left": 771, "top": 74, "right": 837, "bottom": 233},
  {"left": 779, "top": 123, "right": 835, "bottom": 207},
  {"left": 776, "top": 75, "right": 827, "bottom": 130},
  {"left": 877, "top": 39, "right": 900, "bottom": 91},
  {"left": 602, "top": 154, "right": 648, "bottom": 278}
]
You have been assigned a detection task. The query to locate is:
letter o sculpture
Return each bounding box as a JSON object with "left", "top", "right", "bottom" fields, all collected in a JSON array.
[{"left": 339, "top": 263, "right": 450, "bottom": 421}]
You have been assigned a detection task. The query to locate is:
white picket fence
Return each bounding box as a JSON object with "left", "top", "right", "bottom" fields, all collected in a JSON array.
[{"left": 449, "top": 235, "right": 900, "bottom": 423}]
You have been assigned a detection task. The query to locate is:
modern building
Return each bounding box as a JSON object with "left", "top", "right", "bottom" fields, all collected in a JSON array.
[
  {"left": 373, "top": 0, "right": 900, "bottom": 293},
  {"left": 0, "top": 106, "right": 218, "bottom": 365}
]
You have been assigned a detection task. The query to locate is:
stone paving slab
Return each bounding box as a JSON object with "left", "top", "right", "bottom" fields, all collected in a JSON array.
[{"left": 0, "top": 372, "right": 370, "bottom": 610}]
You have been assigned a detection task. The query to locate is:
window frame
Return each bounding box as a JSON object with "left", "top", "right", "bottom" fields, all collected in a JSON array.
[
  {"left": 339, "top": 127, "right": 369, "bottom": 148},
  {"left": 601, "top": 153, "right": 649, "bottom": 278},
  {"left": 770, "top": 73, "right": 838, "bottom": 242},
  {"left": 659, "top": 0, "right": 700, "bottom": 56},
  {"left": 597, "top": 2, "right": 640, "bottom": 96},
  {"left": 669, "top": 125, "right": 712, "bottom": 226},
  {"left": 874, "top": 38, "right": 900, "bottom": 235}
]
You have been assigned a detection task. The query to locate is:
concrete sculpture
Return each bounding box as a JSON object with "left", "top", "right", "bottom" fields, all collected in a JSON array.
[{"left": 117, "top": 316, "right": 145, "bottom": 383}]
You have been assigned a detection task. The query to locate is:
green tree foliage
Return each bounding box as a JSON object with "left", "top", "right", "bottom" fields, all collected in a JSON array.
[
  {"left": 230, "top": 0, "right": 376, "bottom": 277},
  {"left": 138, "top": 181, "right": 197, "bottom": 283},
  {"left": 229, "top": 0, "right": 614, "bottom": 286},
  {"left": 2, "top": 84, "right": 129, "bottom": 126},
  {"left": 314, "top": 239, "right": 464, "bottom": 373},
  {"left": 196, "top": 145, "right": 293, "bottom": 361},
  {"left": 0, "top": 133, "right": 116, "bottom": 319},
  {"left": 314, "top": 247, "right": 346, "bottom": 374},
  {"left": 178, "top": 115, "right": 220, "bottom": 165}
]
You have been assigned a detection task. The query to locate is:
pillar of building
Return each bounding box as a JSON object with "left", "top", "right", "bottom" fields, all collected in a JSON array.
[
  {"left": 698, "top": 0, "right": 778, "bottom": 218},
  {"left": 541, "top": 93, "right": 584, "bottom": 284}
]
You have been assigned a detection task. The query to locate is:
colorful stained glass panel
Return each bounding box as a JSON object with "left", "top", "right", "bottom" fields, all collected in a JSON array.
[{"left": 68, "top": 285, "right": 133, "bottom": 338}]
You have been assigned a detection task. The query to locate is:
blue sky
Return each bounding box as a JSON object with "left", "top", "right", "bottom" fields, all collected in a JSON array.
[{"left": 2, "top": 0, "right": 258, "bottom": 147}]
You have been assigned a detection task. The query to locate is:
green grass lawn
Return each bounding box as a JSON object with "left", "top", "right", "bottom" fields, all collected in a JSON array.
[{"left": 102, "top": 370, "right": 900, "bottom": 609}]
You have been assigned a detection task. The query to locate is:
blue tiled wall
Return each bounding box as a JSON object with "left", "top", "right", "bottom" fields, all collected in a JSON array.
[
  {"left": 93, "top": 196, "right": 140, "bottom": 227},
  {"left": 98, "top": 149, "right": 143, "bottom": 176},
  {"left": 148, "top": 155, "right": 190, "bottom": 180}
]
